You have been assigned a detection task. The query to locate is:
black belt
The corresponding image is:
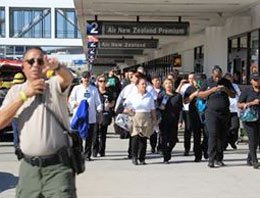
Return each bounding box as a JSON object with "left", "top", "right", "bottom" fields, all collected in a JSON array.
[{"left": 23, "top": 154, "right": 61, "bottom": 167}]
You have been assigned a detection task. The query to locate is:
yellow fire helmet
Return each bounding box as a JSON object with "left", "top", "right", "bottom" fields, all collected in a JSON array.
[{"left": 13, "top": 72, "right": 25, "bottom": 84}]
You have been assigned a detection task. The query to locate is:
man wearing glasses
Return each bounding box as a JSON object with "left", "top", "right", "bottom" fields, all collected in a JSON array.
[
  {"left": 69, "top": 71, "right": 102, "bottom": 161},
  {"left": 0, "top": 47, "right": 75, "bottom": 197}
]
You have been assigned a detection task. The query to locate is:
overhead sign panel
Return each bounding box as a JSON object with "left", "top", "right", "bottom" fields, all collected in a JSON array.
[
  {"left": 97, "top": 49, "right": 143, "bottom": 55},
  {"left": 98, "top": 38, "right": 158, "bottom": 49},
  {"left": 87, "top": 21, "right": 189, "bottom": 36}
]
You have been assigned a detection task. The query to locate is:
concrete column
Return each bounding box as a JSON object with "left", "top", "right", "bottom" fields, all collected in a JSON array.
[
  {"left": 204, "top": 26, "right": 227, "bottom": 76},
  {"left": 181, "top": 49, "right": 194, "bottom": 74}
]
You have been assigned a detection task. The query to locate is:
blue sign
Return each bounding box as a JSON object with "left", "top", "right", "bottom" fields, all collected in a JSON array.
[
  {"left": 86, "top": 22, "right": 101, "bottom": 35},
  {"left": 88, "top": 48, "right": 97, "bottom": 56},
  {"left": 87, "top": 42, "right": 98, "bottom": 48}
]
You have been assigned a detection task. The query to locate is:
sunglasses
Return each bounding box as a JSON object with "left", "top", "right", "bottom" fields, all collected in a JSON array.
[
  {"left": 25, "top": 58, "right": 44, "bottom": 66},
  {"left": 98, "top": 80, "right": 106, "bottom": 83}
]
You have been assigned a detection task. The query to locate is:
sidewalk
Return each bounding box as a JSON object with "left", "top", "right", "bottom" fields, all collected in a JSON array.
[{"left": 0, "top": 130, "right": 260, "bottom": 198}]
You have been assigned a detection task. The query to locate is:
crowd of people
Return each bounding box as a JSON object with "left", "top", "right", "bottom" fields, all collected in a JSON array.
[
  {"left": 0, "top": 47, "right": 260, "bottom": 197},
  {"left": 68, "top": 64, "right": 260, "bottom": 169}
]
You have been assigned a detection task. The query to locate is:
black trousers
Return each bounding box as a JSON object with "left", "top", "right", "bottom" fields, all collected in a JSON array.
[
  {"left": 131, "top": 135, "right": 147, "bottom": 162},
  {"left": 198, "top": 112, "right": 208, "bottom": 157},
  {"left": 160, "top": 120, "right": 178, "bottom": 161},
  {"left": 205, "top": 111, "right": 230, "bottom": 163},
  {"left": 183, "top": 110, "right": 202, "bottom": 159},
  {"left": 93, "top": 124, "right": 108, "bottom": 156},
  {"left": 128, "top": 137, "right": 132, "bottom": 158},
  {"left": 243, "top": 120, "right": 260, "bottom": 163},
  {"left": 183, "top": 111, "right": 192, "bottom": 153},
  {"left": 85, "top": 124, "right": 96, "bottom": 158},
  {"left": 226, "top": 113, "right": 239, "bottom": 146}
]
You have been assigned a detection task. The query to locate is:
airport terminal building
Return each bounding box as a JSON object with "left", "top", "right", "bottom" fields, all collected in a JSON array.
[{"left": 1, "top": 0, "right": 260, "bottom": 81}]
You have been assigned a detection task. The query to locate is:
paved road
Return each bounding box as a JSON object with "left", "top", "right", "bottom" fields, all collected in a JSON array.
[{"left": 0, "top": 130, "right": 260, "bottom": 198}]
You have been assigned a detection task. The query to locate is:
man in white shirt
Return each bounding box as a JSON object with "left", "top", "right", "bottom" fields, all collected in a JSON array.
[{"left": 69, "top": 71, "right": 102, "bottom": 161}]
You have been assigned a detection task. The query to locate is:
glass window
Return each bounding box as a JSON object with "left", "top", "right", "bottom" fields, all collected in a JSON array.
[
  {"left": 10, "top": 8, "right": 51, "bottom": 38},
  {"left": 250, "top": 30, "right": 259, "bottom": 74},
  {"left": 55, "top": 8, "right": 81, "bottom": 38},
  {"left": 194, "top": 46, "right": 204, "bottom": 73},
  {"left": 0, "top": 8, "right": 5, "bottom": 37},
  {"left": 240, "top": 36, "right": 248, "bottom": 49}
]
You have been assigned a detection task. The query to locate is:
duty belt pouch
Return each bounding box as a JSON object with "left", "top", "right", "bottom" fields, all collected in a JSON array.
[
  {"left": 65, "top": 131, "right": 85, "bottom": 175},
  {"left": 43, "top": 103, "right": 86, "bottom": 175}
]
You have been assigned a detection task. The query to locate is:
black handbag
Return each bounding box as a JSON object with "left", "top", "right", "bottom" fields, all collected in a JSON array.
[
  {"left": 102, "top": 111, "right": 112, "bottom": 126},
  {"left": 44, "top": 103, "right": 85, "bottom": 175}
]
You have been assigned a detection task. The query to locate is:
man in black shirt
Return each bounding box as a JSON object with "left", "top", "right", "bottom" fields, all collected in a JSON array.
[{"left": 198, "top": 65, "right": 235, "bottom": 168}]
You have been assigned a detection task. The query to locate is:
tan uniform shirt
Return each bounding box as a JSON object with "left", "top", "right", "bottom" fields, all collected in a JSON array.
[{"left": 1, "top": 77, "right": 70, "bottom": 156}]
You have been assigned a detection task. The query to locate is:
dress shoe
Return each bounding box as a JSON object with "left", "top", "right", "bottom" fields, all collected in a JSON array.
[
  {"left": 203, "top": 152, "right": 208, "bottom": 160},
  {"left": 128, "top": 155, "right": 132, "bottom": 159},
  {"left": 100, "top": 153, "right": 105, "bottom": 157},
  {"left": 247, "top": 159, "right": 253, "bottom": 166},
  {"left": 163, "top": 160, "right": 169, "bottom": 164},
  {"left": 194, "top": 158, "right": 202, "bottom": 162},
  {"left": 85, "top": 157, "right": 93, "bottom": 161},
  {"left": 208, "top": 161, "right": 214, "bottom": 168},
  {"left": 253, "top": 162, "right": 260, "bottom": 169},
  {"left": 139, "top": 161, "right": 146, "bottom": 165},
  {"left": 215, "top": 161, "right": 225, "bottom": 167},
  {"left": 151, "top": 148, "right": 156, "bottom": 154},
  {"left": 132, "top": 158, "right": 138, "bottom": 165},
  {"left": 184, "top": 151, "right": 189, "bottom": 156},
  {"left": 230, "top": 143, "right": 237, "bottom": 150}
]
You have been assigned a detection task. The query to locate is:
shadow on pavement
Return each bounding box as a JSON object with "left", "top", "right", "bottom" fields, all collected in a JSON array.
[{"left": 0, "top": 172, "right": 18, "bottom": 193}]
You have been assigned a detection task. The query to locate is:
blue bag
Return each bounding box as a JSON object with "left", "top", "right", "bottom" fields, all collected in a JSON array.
[
  {"left": 196, "top": 98, "right": 207, "bottom": 113},
  {"left": 240, "top": 108, "right": 259, "bottom": 122}
]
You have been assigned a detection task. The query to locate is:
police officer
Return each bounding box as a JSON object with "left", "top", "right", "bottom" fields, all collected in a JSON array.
[
  {"left": 198, "top": 66, "right": 235, "bottom": 168},
  {"left": 238, "top": 73, "right": 260, "bottom": 169},
  {"left": 0, "top": 47, "right": 75, "bottom": 197}
]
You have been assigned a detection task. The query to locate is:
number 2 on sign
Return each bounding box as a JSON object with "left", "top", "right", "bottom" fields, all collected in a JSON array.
[{"left": 90, "top": 22, "right": 99, "bottom": 34}]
